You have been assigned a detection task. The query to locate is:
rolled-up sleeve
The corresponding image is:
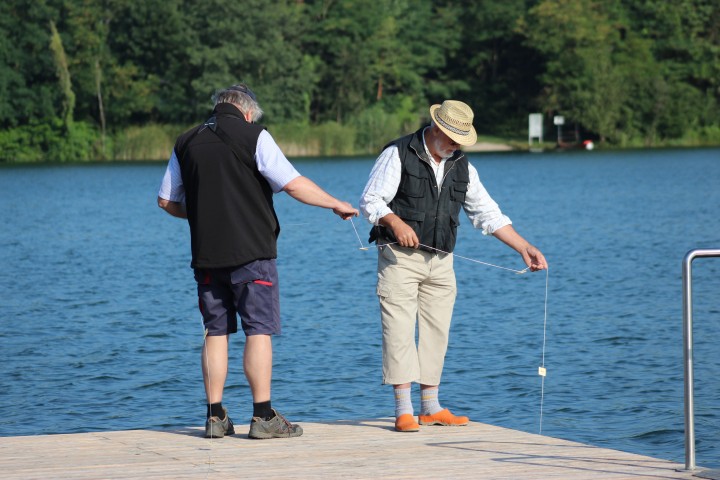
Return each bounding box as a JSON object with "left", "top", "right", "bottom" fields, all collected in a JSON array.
[
  {"left": 158, "top": 150, "right": 185, "bottom": 202},
  {"left": 463, "top": 163, "right": 512, "bottom": 235},
  {"left": 256, "top": 130, "right": 301, "bottom": 192},
  {"left": 359, "top": 146, "right": 401, "bottom": 224}
]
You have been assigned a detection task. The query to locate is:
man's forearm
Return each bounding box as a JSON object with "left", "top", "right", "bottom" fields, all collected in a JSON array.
[
  {"left": 492, "top": 224, "right": 530, "bottom": 253},
  {"left": 282, "top": 176, "right": 341, "bottom": 210},
  {"left": 157, "top": 197, "right": 187, "bottom": 219}
]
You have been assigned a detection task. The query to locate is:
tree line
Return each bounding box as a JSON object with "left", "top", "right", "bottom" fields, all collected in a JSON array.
[{"left": 1, "top": 0, "right": 719, "bottom": 162}]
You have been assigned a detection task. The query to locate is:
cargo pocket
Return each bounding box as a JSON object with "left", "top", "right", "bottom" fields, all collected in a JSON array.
[
  {"left": 230, "top": 260, "right": 274, "bottom": 286},
  {"left": 398, "top": 169, "right": 425, "bottom": 198},
  {"left": 392, "top": 206, "right": 426, "bottom": 237},
  {"left": 450, "top": 181, "right": 468, "bottom": 203},
  {"left": 376, "top": 283, "right": 391, "bottom": 300},
  {"left": 376, "top": 279, "right": 415, "bottom": 304}
]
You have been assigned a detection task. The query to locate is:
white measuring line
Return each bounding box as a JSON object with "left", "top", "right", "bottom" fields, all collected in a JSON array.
[
  {"left": 349, "top": 217, "right": 529, "bottom": 273},
  {"left": 538, "top": 267, "right": 549, "bottom": 434},
  {"left": 349, "top": 216, "right": 550, "bottom": 434}
]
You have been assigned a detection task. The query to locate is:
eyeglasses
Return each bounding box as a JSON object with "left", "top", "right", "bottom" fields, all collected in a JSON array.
[{"left": 228, "top": 84, "right": 256, "bottom": 101}]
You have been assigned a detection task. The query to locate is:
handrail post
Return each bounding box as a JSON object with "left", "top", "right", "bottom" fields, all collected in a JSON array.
[
  {"left": 682, "top": 248, "right": 720, "bottom": 472},
  {"left": 682, "top": 250, "right": 696, "bottom": 471}
]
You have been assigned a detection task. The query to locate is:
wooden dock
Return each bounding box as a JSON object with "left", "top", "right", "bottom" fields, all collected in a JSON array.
[{"left": 0, "top": 418, "right": 705, "bottom": 479}]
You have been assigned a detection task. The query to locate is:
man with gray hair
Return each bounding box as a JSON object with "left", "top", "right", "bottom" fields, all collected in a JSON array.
[{"left": 158, "top": 84, "right": 358, "bottom": 439}]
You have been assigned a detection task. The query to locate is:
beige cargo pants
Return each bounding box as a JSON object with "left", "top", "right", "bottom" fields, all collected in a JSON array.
[{"left": 376, "top": 244, "right": 456, "bottom": 386}]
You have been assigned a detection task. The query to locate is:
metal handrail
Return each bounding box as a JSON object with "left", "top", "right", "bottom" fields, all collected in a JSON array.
[{"left": 682, "top": 248, "right": 720, "bottom": 472}]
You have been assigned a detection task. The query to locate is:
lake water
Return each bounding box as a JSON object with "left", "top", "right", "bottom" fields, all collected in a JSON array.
[{"left": 1, "top": 147, "right": 719, "bottom": 468}]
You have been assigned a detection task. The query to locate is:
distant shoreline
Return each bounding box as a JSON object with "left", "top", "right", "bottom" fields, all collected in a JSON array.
[
  {"left": 464, "top": 142, "right": 515, "bottom": 152},
  {"left": 2, "top": 140, "right": 719, "bottom": 164}
]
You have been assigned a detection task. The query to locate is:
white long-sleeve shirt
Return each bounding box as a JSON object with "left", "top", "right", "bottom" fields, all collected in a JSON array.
[{"left": 359, "top": 142, "right": 512, "bottom": 236}]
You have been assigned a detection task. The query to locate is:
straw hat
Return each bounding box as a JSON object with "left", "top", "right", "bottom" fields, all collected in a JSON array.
[{"left": 429, "top": 100, "right": 477, "bottom": 146}]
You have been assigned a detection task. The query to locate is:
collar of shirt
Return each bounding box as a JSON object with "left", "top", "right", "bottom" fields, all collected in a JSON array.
[{"left": 421, "top": 127, "right": 448, "bottom": 187}]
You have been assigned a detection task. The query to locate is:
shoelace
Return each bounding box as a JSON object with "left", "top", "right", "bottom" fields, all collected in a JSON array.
[{"left": 275, "top": 412, "right": 295, "bottom": 431}]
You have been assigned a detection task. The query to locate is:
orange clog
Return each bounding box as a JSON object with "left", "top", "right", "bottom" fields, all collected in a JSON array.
[
  {"left": 394, "top": 413, "right": 420, "bottom": 432},
  {"left": 418, "top": 408, "right": 469, "bottom": 426}
]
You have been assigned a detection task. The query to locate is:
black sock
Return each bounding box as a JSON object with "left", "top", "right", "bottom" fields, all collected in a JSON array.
[
  {"left": 253, "top": 401, "right": 273, "bottom": 420},
  {"left": 207, "top": 402, "right": 225, "bottom": 419}
]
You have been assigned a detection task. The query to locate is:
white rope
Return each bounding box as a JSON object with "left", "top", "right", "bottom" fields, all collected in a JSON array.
[
  {"left": 348, "top": 220, "right": 550, "bottom": 434},
  {"left": 349, "top": 217, "right": 370, "bottom": 250},
  {"left": 348, "top": 218, "right": 529, "bottom": 274},
  {"left": 538, "top": 268, "right": 549, "bottom": 435},
  {"left": 415, "top": 243, "right": 530, "bottom": 274}
]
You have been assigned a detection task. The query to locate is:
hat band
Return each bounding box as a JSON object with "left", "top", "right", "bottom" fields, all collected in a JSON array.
[{"left": 436, "top": 115, "right": 470, "bottom": 136}]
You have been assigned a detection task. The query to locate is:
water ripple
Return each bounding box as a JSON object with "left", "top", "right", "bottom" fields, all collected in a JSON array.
[{"left": 1, "top": 154, "right": 719, "bottom": 468}]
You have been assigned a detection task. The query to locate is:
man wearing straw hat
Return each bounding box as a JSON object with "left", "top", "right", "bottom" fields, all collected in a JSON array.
[{"left": 360, "top": 100, "right": 547, "bottom": 432}]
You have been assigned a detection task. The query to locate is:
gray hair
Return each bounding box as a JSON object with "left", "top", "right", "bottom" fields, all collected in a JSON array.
[{"left": 213, "top": 84, "right": 263, "bottom": 122}]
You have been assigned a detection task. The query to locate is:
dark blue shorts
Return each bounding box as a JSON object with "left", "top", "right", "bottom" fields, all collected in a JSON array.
[{"left": 194, "top": 259, "right": 281, "bottom": 337}]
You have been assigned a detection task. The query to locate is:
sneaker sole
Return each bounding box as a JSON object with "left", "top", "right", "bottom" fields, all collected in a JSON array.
[
  {"left": 248, "top": 431, "right": 303, "bottom": 439},
  {"left": 205, "top": 425, "right": 235, "bottom": 438}
]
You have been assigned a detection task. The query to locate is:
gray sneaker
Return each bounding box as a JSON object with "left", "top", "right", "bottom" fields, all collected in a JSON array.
[
  {"left": 248, "top": 408, "right": 303, "bottom": 439},
  {"left": 205, "top": 408, "right": 235, "bottom": 438}
]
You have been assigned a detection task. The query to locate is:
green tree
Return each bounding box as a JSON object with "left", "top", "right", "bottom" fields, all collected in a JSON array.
[
  {"left": 304, "top": 0, "right": 462, "bottom": 125},
  {"left": 0, "top": 0, "right": 63, "bottom": 128},
  {"left": 622, "top": 0, "right": 720, "bottom": 138},
  {"left": 184, "top": 0, "right": 317, "bottom": 124},
  {"left": 520, "top": 0, "right": 637, "bottom": 142},
  {"left": 0, "top": 3, "right": 27, "bottom": 127},
  {"left": 62, "top": 0, "right": 111, "bottom": 149},
  {"left": 49, "top": 20, "right": 75, "bottom": 129},
  {"left": 456, "top": 0, "right": 543, "bottom": 136},
  {"left": 103, "top": 0, "right": 191, "bottom": 125}
]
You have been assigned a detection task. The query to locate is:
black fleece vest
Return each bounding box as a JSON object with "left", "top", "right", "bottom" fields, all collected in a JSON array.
[
  {"left": 370, "top": 127, "right": 469, "bottom": 253},
  {"left": 175, "top": 103, "right": 279, "bottom": 268}
]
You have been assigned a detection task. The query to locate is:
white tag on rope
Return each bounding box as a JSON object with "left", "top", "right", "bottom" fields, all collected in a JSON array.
[{"left": 349, "top": 217, "right": 370, "bottom": 250}]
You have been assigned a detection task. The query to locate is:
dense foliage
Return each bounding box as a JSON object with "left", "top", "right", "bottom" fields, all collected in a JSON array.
[{"left": 1, "top": 0, "right": 719, "bottom": 161}]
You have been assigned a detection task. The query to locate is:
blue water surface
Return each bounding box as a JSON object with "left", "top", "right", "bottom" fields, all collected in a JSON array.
[{"left": 0, "top": 148, "right": 718, "bottom": 468}]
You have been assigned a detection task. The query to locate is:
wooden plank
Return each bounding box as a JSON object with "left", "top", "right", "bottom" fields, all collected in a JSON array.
[{"left": 0, "top": 419, "right": 700, "bottom": 479}]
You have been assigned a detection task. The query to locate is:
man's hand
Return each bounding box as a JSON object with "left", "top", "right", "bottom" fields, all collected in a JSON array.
[
  {"left": 492, "top": 224, "right": 547, "bottom": 271},
  {"left": 333, "top": 201, "right": 359, "bottom": 220},
  {"left": 381, "top": 213, "right": 419, "bottom": 248},
  {"left": 522, "top": 245, "right": 548, "bottom": 272},
  {"left": 283, "top": 176, "right": 358, "bottom": 220}
]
